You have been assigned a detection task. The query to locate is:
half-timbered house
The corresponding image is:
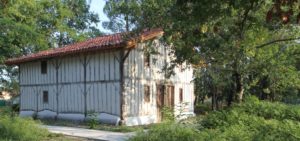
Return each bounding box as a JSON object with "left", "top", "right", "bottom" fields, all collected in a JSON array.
[{"left": 5, "top": 29, "right": 194, "bottom": 126}]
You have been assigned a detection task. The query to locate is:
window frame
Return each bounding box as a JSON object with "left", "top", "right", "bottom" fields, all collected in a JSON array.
[
  {"left": 41, "top": 61, "right": 47, "bottom": 74},
  {"left": 144, "top": 52, "right": 150, "bottom": 67},
  {"left": 179, "top": 88, "right": 183, "bottom": 103},
  {"left": 43, "top": 91, "right": 49, "bottom": 104},
  {"left": 144, "top": 85, "right": 150, "bottom": 102}
]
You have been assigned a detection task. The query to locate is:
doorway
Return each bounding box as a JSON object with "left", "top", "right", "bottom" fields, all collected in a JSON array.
[{"left": 156, "top": 84, "right": 174, "bottom": 122}]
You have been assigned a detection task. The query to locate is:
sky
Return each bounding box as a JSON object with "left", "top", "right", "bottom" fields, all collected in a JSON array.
[{"left": 89, "top": 0, "right": 110, "bottom": 33}]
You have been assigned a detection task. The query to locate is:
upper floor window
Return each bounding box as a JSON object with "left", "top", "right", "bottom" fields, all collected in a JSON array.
[
  {"left": 144, "top": 85, "right": 150, "bottom": 102},
  {"left": 144, "top": 52, "right": 150, "bottom": 67},
  {"left": 41, "top": 61, "right": 47, "bottom": 74},
  {"left": 179, "top": 88, "right": 183, "bottom": 103},
  {"left": 179, "top": 64, "right": 184, "bottom": 72},
  {"left": 43, "top": 91, "right": 48, "bottom": 104}
]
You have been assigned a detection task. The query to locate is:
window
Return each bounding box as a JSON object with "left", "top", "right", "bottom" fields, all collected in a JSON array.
[
  {"left": 144, "top": 52, "right": 150, "bottom": 67},
  {"left": 179, "top": 64, "right": 184, "bottom": 72},
  {"left": 43, "top": 91, "right": 48, "bottom": 103},
  {"left": 179, "top": 88, "right": 183, "bottom": 103},
  {"left": 144, "top": 85, "right": 150, "bottom": 102},
  {"left": 41, "top": 61, "right": 47, "bottom": 74}
]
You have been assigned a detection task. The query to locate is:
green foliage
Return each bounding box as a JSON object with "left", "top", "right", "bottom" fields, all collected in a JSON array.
[
  {"left": 161, "top": 106, "right": 175, "bottom": 122},
  {"left": 130, "top": 97, "right": 300, "bottom": 141},
  {"left": 199, "top": 96, "right": 300, "bottom": 140},
  {"left": 0, "top": 116, "right": 50, "bottom": 141},
  {"left": 104, "top": 0, "right": 300, "bottom": 104},
  {"left": 231, "top": 96, "right": 300, "bottom": 121},
  {"left": 129, "top": 123, "right": 202, "bottom": 141},
  {"left": 1, "top": 0, "right": 102, "bottom": 93},
  {"left": 87, "top": 111, "right": 98, "bottom": 129}
]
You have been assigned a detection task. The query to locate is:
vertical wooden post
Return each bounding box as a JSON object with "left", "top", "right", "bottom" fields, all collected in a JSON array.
[
  {"left": 119, "top": 49, "right": 125, "bottom": 122},
  {"left": 55, "top": 59, "right": 60, "bottom": 118},
  {"left": 36, "top": 88, "right": 38, "bottom": 113},
  {"left": 119, "top": 48, "right": 132, "bottom": 124},
  {"left": 83, "top": 55, "right": 88, "bottom": 117}
]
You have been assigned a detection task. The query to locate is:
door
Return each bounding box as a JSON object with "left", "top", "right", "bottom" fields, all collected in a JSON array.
[
  {"left": 156, "top": 84, "right": 164, "bottom": 122},
  {"left": 156, "top": 84, "right": 174, "bottom": 122},
  {"left": 165, "top": 85, "right": 174, "bottom": 108}
]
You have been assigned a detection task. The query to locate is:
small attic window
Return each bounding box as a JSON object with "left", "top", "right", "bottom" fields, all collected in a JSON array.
[
  {"left": 41, "top": 61, "right": 47, "bottom": 74},
  {"left": 144, "top": 52, "right": 150, "bottom": 67}
]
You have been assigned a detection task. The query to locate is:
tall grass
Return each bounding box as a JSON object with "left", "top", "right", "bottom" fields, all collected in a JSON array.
[{"left": 0, "top": 114, "right": 50, "bottom": 141}]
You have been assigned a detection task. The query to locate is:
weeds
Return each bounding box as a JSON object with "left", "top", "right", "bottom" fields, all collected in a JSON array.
[
  {"left": 0, "top": 116, "right": 50, "bottom": 141},
  {"left": 130, "top": 96, "right": 300, "bottom": 141}
]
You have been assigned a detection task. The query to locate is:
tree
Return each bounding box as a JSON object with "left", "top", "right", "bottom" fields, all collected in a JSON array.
[
  {"left": 0, "top": 0, "right": 101, "bottom": 94},
  {"left": 104, "top": 0, "right": 300, "bottom": 105}
]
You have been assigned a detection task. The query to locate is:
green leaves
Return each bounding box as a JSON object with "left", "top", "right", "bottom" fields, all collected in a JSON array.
[{"left": 0, "top": 0, "right": 101, "bottom": 93}]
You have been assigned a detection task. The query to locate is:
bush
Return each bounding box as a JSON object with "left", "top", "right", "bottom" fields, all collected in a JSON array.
[
  {"left": 129, "top": 96, "right": 300, "bottom": 141},
  {"left": 0, "top": 116, "right": 50, "bottom": 141},
  {"left": 129, "top": 123, "right": 202, "bottom": 141},
  {"left": 198, "top": 96, "right": 300, "bottom": 140},
  {"left": 232, "top": 96, "right": 300, "bottom": 121}
]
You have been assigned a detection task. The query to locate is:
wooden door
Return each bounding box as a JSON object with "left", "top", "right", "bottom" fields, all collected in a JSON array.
[
  {"left": 165, "top": 85, "right": 174, "bottom": 108},
  {"left": 156, "top": 84, "right": 174, "bottom": 122}
]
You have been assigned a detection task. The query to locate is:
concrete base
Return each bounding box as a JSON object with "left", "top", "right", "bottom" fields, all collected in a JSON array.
[
  {"left": 57, "top": 113, "right": 85, "bottom": 121},
  {"left": 19, "top": 110, "right": 35, "bottom": 117},
  {"left": 125, "top": 115, "right": 157, "bottom": 126},
  {"left": 98, "top": 113, "right": 121, "bottom": 126},
  {"left": 19, "top": 110, "right": 121, "bottom": 125},
  {"left": 19, "top": 110, "right": 159, "bottom": 126},
  {"left": 37, "top": 110, "right": 56, "bottom": 119}
]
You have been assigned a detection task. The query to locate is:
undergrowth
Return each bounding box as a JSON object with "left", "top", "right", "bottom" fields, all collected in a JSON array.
[
  {"left": 129, "top": 96, "right": 300, "bottom": 141},
  {"left": 0, "top": 116, "right": 50, "bottom": 141}
]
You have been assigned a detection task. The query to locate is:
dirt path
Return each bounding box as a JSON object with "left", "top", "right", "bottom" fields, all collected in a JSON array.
[{"left": 43, "top": 125, "right": 135, "bottom": 141}]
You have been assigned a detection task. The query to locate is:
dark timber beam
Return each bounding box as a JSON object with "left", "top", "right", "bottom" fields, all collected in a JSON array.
[
  {"left": 80, "top": 55, "right": 91, "bottom": 118},
  {"left": 54, "top": 59, "right": 61, "bottom": 118},
  {"left": 119, "top": 48, "right": 132, "bottom": 124}
]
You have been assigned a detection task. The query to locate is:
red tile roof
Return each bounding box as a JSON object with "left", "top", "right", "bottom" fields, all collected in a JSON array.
[{"left": 5, "top": 29, "right": 163, "bottom": 65}]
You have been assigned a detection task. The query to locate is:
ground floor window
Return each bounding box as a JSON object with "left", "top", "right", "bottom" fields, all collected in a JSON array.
[
  {"left": 43, "top": 91, "right": 48, "bottom": 104},
  {"left": 144, "top": 85, "right": 150, "bottom": 102},
  {"left": 179, "top": 88, "right": 183, "bottom": 103}
]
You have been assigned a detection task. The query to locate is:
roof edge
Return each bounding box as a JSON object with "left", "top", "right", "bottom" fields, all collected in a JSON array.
[{"left": 5, "top": 29, "right": 164, "bottom": 65}]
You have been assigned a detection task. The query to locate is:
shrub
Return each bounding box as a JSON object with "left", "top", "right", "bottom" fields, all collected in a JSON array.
[
  {"left": 0, "top": 116, "right": 49, "bottom": 141},
  {"left": 161, "top": 106, "right": 175, "bottom": 122},
  {"left": 232, "top": 96, "right": 300, "bottom": 121},
  {"left": 129, "top": 123, "right": 201, "bottom": 141},
  {"left": 130, "top": 96, "right": 300, "bottom": 141},
  {"left": 87, "top": 111, "right": 98, "bottom": 129}
]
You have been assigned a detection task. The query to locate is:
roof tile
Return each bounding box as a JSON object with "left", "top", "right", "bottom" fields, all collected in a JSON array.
[{"left": 5, "top": 29, "right": 163, "bottom": 65}]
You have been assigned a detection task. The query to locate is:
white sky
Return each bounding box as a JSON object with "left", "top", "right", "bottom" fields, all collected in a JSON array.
[{"left": 89, "top": 0, "right": 111, "bottom": 33}]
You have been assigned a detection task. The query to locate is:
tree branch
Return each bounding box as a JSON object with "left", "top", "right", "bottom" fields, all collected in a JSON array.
[
  {"left": 239, "top": 1, "right": 255, "bottom": 38},
  {"left": 256, "top": 37, "right": 300, "bottom": 49}
]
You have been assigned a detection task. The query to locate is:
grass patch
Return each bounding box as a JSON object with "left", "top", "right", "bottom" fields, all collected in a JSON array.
[
  {"left": 0, "top": 115, "right": 50, "bottom": 141},
  {"left": 0, "top": 108, "right": 93, "bottom": 141}
]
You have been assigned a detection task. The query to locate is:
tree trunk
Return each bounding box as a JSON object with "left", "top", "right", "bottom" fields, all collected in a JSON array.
[
  {"left": 227, "top": 81, "right": 234, "bottom": 106},
  {"left": 194, "top": 94, "right": 198, "bottom": 106},
  {"left": 211, "top": 87, "right": 217, "bottom": 111},
  {"left": 235, "top": 72, "right": 244, "bottom": 103}
]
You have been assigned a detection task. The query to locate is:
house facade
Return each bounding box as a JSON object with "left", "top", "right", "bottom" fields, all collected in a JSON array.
[{"left": 5, "top": 29, "right": 194, "bottom": 126}]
